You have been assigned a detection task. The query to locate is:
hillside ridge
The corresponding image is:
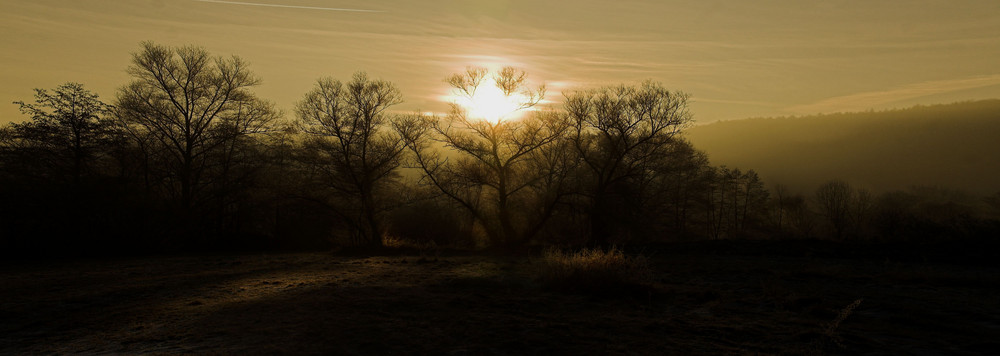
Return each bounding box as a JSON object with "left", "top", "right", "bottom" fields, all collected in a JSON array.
[{"left": 685, "top": 99, "right": 1000, "bottom": 195}]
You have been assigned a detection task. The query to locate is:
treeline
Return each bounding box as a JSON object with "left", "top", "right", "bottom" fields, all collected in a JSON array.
[
  {"left": 2, "top": 43, "right": 998, "bottom": 257},
  {"left": 773, "top": 181, "right": 1000, "bottom": 242}
]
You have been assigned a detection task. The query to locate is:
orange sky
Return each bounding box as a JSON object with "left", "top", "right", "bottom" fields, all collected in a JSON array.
[{"left": 2, "top": 0, "right": 999, "bottom": 124}]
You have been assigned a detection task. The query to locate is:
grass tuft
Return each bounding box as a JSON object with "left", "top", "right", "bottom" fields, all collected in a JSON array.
[{"left": 536, "top": 247, "right": 654, "bottom": 295}]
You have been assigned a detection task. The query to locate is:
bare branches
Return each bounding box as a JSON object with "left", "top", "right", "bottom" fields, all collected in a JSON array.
[
  {"left": 564, "top": 81, "right": 693, "bottom": 245},
  {"left": 566, "top": 81, "right": 691, "bottom": 184},
  {"left": 295, "top": 72, "right": 406, "bottom": 246},
  {"left": 493, "top": 67, "right": 526, "bottom": 96},
  {"left": 115, "top": 42, "right": 277, "bottom": 210},
  {"left": 445, "top": 67, "right": 488, "bottom": 98},
  {"left": 8, "top": 83, "right": 115, "bottom": 184},
  {"left": 403, "top": 67, "right": 569, "bottom": 247}
]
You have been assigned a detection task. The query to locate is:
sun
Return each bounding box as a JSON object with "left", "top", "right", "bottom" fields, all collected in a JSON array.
[{"left": 455, "top": 80, "right": 529, "bottom": 124}]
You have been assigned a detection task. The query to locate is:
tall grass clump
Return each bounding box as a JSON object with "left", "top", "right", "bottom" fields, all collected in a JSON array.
[{"left": 537, "top": 247, "right": 654, "bottom": 294}]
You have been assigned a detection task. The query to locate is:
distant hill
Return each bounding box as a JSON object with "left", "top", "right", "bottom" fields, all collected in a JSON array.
[{"left": 685, "top": 100, "right": 1000, "bottom": 195}]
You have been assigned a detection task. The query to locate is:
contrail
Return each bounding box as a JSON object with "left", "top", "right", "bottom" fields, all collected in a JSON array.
[{"left": 193, "top": 0, "right": 384, "bottom": 13}]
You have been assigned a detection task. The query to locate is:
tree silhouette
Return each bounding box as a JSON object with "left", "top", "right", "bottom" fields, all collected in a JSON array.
[
  {"left": 652, "top": 139, "right": 714, "bottom": 238},
  {"left": 400, "top": 66, "right": 570, "bottom": 248},
  {"left": 565, "top": 81, "right": 692, "bottom": 245},
  {"left": 851, "top": 187, "right": 874, "bottom": 239},
  {"left": 815, "top": 180, "right": 853, "bottom": 239},
  {"left": 295, "top": 73, "right": 408, "bottom": 247},
  {"left": 704, "top": 167, "right": 769, "bottom": 239},
  {"left": 115, "top": 42, "right": 279, "bottom": 213},
  {"left": 770, "top": 184, "right": 793, "bottom": 234},
  {"left": 6, "top": 83, "right": 115, "bottom": 185}
]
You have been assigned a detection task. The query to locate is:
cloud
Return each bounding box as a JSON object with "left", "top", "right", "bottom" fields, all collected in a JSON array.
[
  {"left": 693, "top": 98, "right": 779, "bottom": 108},
  {"left": 193, "top": 0, "right": 384, "bottom": 13},
  {"left": 788, "top": 74, "right": 1000, "bottom": 114}
]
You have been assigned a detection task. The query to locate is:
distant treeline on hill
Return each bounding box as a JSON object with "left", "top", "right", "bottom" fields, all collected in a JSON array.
[{"left": 686, "top": 100, "right": 1000, "bottom": 195}]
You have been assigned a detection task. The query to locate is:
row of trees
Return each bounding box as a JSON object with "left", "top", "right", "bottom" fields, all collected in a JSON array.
[
  {"left": 803, "top": 181, "right": 1000, "bottom": 242},
  {"left": 2, "top": 43, "right": 997, "bottom": 256},
  {"left": 2, "top": 43, "right": 285, "bottom": 254}
]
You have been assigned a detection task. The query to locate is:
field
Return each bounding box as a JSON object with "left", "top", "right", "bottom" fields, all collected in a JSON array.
[{"left": 2, "top": 242, "right": 998, "bottom": 355}]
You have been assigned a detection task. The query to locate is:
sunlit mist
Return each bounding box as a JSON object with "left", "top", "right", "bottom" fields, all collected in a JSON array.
[{"left": 451, "top": 79, "right": 531, "bottom": 124}]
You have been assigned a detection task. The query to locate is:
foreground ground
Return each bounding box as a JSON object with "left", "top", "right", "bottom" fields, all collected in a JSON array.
[{"left": 1, "top": 242, "right": 998, "bottom": 355}]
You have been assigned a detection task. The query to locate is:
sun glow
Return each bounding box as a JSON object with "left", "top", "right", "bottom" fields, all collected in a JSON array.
[{"left": 455, "top": 80, "right": 530, "bottom": 123}]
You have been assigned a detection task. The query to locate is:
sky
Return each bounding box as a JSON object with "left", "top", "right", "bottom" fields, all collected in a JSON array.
[{"left": 2, "top": 0, "right": 999, "bottom": 124}]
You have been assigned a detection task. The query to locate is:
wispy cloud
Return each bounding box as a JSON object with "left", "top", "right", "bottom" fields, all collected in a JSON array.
[
  {"left": 193, "top": 0, "right": 384, "bottom": 13},
  {"left": 788, "top": 75, "right": 1000, "bottom": 114},
  {"left": 693, "top": 98, "right": 780, "bottom": 108}
]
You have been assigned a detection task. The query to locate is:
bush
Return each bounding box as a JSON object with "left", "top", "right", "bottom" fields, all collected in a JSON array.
[{"left": 536, "top": 247, "right": 654, "bottom": 295}]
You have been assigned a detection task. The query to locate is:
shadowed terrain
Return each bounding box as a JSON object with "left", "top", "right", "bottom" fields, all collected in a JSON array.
[{"left": 2, "top": 244, "right": 998, "bottom": 354}]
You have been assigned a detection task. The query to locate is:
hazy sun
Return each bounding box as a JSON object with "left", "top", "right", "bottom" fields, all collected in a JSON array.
[{"left": 455, "top": 80, "right": 529, "bottom": 123}]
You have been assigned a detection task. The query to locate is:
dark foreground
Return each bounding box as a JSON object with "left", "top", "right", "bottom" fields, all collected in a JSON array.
[{"left": 2, "top": 243, "right": 998, "bottom": 355}]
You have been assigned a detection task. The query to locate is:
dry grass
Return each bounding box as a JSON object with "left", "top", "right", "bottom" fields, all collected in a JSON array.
[
  {"left": 381, "top": 234, "right": 439, "bottom": 255},
  {"left": 536, "top": 247, "right": 654, "bottom": 294}
]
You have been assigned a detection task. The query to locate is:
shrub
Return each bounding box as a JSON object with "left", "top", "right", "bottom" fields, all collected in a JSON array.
[{"left": 536, "top": 247, "right": 654, "bottom": 294}]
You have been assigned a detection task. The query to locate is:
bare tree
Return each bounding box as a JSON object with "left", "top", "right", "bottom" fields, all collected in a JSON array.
[
  {"left": 705, "top": 166, "right": 754, "bottom": 240},
  {"left": 654, "top": 139, "right": 714, "bottom": 237},
  {"left": 771, "top": 184, "right": 789, "bottom": 232},
  {"left": 785, "top": 193, "right": 817, "bottom": 237},
  {"left": 400, "top": 66, "right": 570, "bottom": 248},
  {"left": 815, "top": 180, "right": 854, "bottom": 239},
  {"left": 851, "top": 187, "right": 874, "bottom": 239},
  {"left": 296, "top": 73, "right": 408, "bottom": 246},
  {"left": 616, "top": 138, "right": 714, "bottom": 240},
  {"left": 115, "top": 42, "right": 279, "bottom": 212},
  {"left": 7, "top": 83, "right": 115, "bottom": 185},
  {"left": 737, "top": 169, "right": 770, "bottom": 235},
  {"left": 565, "top": 81, "right": 692, "bottom": 245}
]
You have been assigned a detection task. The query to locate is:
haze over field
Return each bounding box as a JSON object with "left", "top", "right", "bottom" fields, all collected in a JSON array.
[{"left": 3, "top": 0, "right": 1000, "bottom": 124}]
